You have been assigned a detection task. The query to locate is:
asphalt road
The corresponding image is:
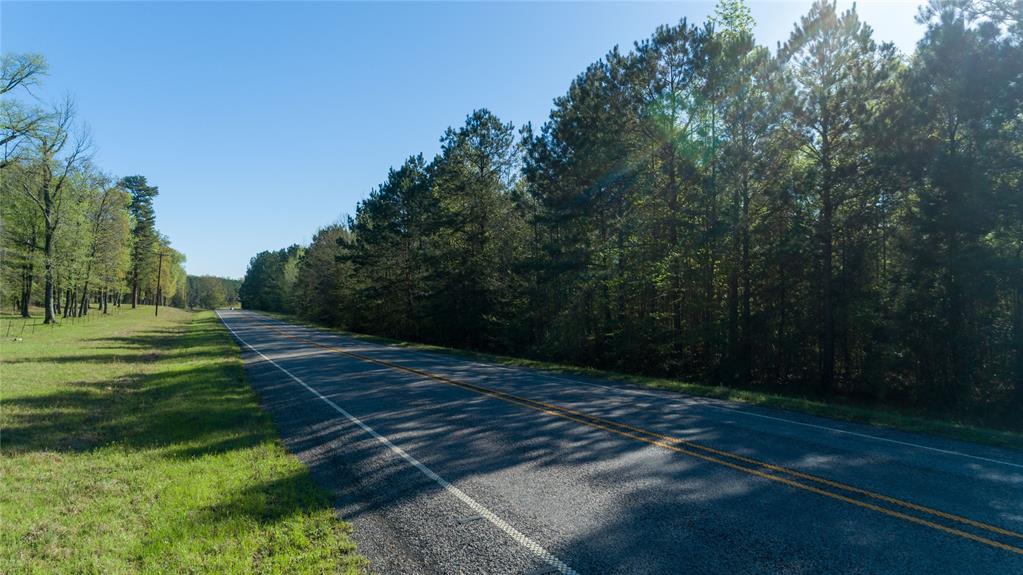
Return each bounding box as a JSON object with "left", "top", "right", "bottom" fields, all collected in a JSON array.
[{"left": 217, "top": 310, "right": 1023, "bottom": 574}]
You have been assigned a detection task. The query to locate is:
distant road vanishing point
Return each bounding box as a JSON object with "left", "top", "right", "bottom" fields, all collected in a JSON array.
[{"left": 218, "top": 310, "right": 1023, "bottom": 575}]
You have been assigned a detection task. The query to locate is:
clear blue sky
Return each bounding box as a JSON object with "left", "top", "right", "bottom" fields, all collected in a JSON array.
[{"left": 2, "top": 1, "right": 925, "bottom": 278}]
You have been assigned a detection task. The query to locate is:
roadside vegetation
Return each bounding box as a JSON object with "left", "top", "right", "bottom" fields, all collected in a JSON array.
[
  {"left": 0, "top": 307, "right": 365, "bottom": 574},
  {"left": 187, "top": 275, "right": 242, "bottom": 310},
  {"left": 241, "top": 0, "right": 1023, "bottom": 432},
  {"left": 263, "top": 309, "right": 1023, "bottom": 450},
  {"left": 0, "top": 53, "right": 240, "bottom": 324},
  {"left": 2, "top": 52, "right": 188, "bottom": 322}
]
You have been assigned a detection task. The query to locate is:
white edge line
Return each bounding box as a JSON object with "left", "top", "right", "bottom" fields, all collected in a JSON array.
[
  {"left": 256, "top": 313, "right": 1023, "bottom": 471},
  {"left": 216, "top": 311, "right": 579, "bottom": 575}
]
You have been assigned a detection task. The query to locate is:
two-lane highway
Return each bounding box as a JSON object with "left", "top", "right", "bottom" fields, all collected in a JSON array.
[{"left": 217, "top": 310, "right": 1023, "bottom": 574}]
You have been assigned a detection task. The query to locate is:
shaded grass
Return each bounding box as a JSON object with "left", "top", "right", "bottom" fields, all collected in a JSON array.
[
  {"left": 0, "top": 307, "right": 366, "bottom": 574},
  {"left": 262, "top": 311, "right": 1023, "bottom": 451}
]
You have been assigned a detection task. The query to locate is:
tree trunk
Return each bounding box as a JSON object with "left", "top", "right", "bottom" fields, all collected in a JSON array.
[
  {"left": 945, "top": 227, "right": 970, "bottom": 416},
  {"left": 819, "top": 136, "right": 835, "bottom": 392},
  {"left": 704, "top": 188, "right": 717, "bottom": 375},
  {"left": 616, "top": 199, "right": 626, "bottom": 328},
  {"left": 43, "top": 223, "right": 57, "bottom": 323},
  {"left": 666, "top": 146, "right": 682, "bottom": 360},
  {"left": 741, "top": 190, "right": 752, "bottom": 384},
  {"left": 728, "top": 186, "right": 740, "bottom": 380},
  {"left": 20, "top": 262, "right": 33, "bottom": 317},
  {"left": 821, "top": 200, "right": 835, "bottom": 391},
  {"left": 598, "top": 214, "right": 610, "bottom": 362},
  {"left": 79, "top": 282, "right": 90, "bottom": 316}
]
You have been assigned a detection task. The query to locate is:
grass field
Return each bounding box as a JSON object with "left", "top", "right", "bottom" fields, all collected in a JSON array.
[
  {"left": 0, "top": 306, "right": 365, "bottom": 574},
  {"left": 263, "top": 311, "right": 1023, "bottom": 450}
]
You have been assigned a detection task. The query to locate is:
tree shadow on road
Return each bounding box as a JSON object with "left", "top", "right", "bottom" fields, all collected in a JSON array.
[{"left": 231, "top": 328, "right": 1023, "bottom": 574}]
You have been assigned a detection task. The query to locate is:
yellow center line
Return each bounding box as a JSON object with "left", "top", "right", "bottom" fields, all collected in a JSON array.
[{"left": 244, "top": 316, "right": 1023, "bottom": 556}]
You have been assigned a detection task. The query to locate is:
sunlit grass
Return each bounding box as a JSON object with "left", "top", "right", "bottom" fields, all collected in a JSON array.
[{"left": 0, "top": 307, "right": 365, "bottom": 574}]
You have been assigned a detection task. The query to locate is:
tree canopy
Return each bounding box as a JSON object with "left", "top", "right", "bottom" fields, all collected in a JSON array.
[
  {"left": 233, "top": 0, "right": 1019, "bottom": 427},
  {"left": 1, "top": 54, "right": 187, "bottom": 320}
]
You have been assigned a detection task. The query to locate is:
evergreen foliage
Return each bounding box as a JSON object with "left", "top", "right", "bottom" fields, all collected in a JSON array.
[{"left": 238, "top": 0, "right": 1021, "bottom": 424}]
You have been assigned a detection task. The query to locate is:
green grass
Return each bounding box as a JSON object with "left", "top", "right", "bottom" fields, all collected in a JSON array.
[
  {"left": 262, "top": 311, "right": 1023, "bottom": 451},
  {"left": 0, "top": 306, "right": 366, "bottom": 574}
]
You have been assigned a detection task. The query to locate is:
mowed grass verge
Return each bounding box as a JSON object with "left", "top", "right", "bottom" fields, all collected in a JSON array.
[
  {"left": 0, "top": 307, "right": 365, "bottom": 574},
  {"left": 263, "top": 311, "right": 1023, "bottom": 450}
]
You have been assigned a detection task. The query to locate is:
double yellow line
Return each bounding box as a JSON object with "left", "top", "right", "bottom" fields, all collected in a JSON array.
[{"left": 245, "top": 315, "right": 1023, "bottom": 556}]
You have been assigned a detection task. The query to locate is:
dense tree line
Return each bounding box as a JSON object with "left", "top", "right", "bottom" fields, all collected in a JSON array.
[
  {"left": 1, "top": 55, "right": 187, "bottom": 322},
  {"left": 241, "top": 0, "right": 1022, "bottom": 425},
  {"left": 187, "top": 275, "right": 241, "bottom": 310}
]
